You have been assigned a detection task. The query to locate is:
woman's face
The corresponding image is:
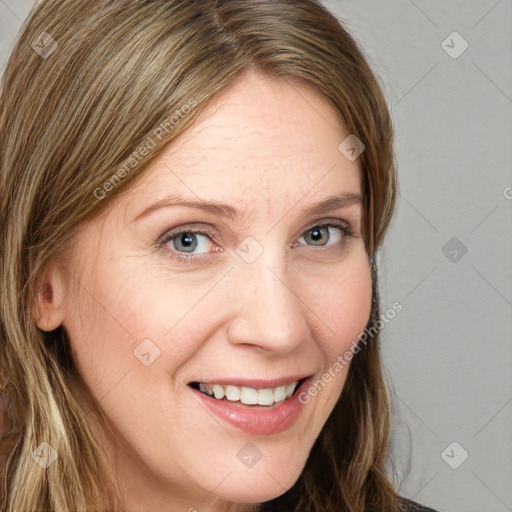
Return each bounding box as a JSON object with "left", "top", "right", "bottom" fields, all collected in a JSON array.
[{"left": 49, "top": 72, "right": 372, "bottom": 511}]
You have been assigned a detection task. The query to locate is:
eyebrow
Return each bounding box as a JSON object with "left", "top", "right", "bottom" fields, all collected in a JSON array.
[{"left": 133, "top": 191, "right": 363, "bottom": 222}]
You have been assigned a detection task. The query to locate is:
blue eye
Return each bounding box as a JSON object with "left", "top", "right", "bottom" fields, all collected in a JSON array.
[
  {"left": 158, "top": 220, "right": 354, "bottom": 263},
  {"left": 157, "top": 226, "right": 216, "bottom": 262},
  {"left": 297, "top": 224, "right": 350, "bottom": 248},
  {"left": 167, "top": 231, "right": 212, "bottom": 254}
]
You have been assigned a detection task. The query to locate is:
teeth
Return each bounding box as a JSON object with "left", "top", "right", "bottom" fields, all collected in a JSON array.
[
  {"left": 196, "top": 381, "right": 300, "bottom": 406},
  {"left": 225, "top": 385, "right": 240, "bottom": 401},
  {"left": 285, "top": 382, "right": 296, "bottom": 397},
  {"left": 240, "top": 387, "right": 258, "bottom": 405},
  {"left": 212, "top": 384, "right": 225, "bottom": 399},
  {"left": 273, "top": 385, "right": 286, "bottom": 402},
  {"left": 256, "top": 388, "right": 274, "bottom": 406}
]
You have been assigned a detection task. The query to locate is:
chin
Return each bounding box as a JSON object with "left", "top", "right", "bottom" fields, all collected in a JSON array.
[
  {"left": 215, "top": 483, "right": 290, "bottom": 505},
  {"left": 202, "top": 459, "right": 303, "bottom": 504}
]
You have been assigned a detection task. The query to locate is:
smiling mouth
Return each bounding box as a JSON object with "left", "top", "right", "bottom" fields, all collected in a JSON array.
[{"left": 188, "top": 378, "right": 306, "bottom": 407}]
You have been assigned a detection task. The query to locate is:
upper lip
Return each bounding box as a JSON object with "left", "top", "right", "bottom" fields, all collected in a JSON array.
[{"left": 188, "top": 375, "right": 312, "bottom": 389}]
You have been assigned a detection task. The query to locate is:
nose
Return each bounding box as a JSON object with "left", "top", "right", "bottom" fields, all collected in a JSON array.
[{"left": 226, "top": 245, "right": 311, "bottom": 354}]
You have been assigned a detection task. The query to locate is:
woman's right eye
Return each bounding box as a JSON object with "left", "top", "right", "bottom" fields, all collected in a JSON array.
[{"left": 158, "top": 228, "right": 217, "bottom": 262}]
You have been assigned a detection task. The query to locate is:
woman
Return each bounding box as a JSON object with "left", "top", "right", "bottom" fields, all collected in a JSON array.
[{"left": 0, "top": 1, "right": 440, "bottom": 511}]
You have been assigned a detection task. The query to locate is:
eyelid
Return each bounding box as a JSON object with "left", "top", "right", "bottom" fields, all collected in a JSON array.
[
  {"left": 155, "top": 223, "right": 217, "bottom": 245},
  {"left": 303, "top": 216, "right": 351, "bottom": 230}
]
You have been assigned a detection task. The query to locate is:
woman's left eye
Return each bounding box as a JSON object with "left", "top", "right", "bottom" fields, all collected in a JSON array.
[
  {"left": 157, "top": 221, "right": 353, "bottom": 262},
  {"left": 296, "top": 223, "right": 351, "bottom": 248}
]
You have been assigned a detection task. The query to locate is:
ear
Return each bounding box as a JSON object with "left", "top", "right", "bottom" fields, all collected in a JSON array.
[{"left": 32, "top": 262, "right": 68, "bottom": 332}]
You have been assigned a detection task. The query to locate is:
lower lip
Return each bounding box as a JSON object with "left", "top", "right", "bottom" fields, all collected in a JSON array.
[{"left": 188, "top": 378, "right": 310, "bottom": 436}]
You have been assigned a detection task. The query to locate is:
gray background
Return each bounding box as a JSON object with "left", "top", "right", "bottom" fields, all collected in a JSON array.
[{"left": 1, "top": 1, "right": 511, "bottom": 511}]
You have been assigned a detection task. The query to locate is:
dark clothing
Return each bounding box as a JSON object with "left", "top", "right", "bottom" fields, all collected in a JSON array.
[
  {"left": 260, "top": 495, "right": 442, "bottom": 511},
  {"left": 403, "top": 498, "right": 441, "bottom": 512}
]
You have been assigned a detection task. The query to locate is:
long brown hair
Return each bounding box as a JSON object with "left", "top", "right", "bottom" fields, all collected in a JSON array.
[{"left": 0, "top": 1, "right": 412, "bottom": 510}]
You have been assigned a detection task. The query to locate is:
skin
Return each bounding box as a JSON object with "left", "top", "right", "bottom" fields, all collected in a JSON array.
[{"left": 34, "top": 70, "right": 372, "bottom": 512}]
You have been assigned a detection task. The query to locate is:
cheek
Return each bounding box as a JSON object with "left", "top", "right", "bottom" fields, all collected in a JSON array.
[
  {"left": 292, "top": 253, "right": 372, "bottom": 433},
  {"left": 62, "top": 256, "right": 166, "bottom": 398},
  {"left": 65, "top": 256, "right": 211, "bottom": 393},
  {"left": 317, "top": 256, "right": 373, "bottom": 362}
]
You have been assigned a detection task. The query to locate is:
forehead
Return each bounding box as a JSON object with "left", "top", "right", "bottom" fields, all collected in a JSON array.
[{"left": 124, "top": 72, "right": 363, "bottom": 221}]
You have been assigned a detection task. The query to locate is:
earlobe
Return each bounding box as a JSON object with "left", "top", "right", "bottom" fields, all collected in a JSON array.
[{"left": 32, "top": 264, "right": 68, "bottom": 332}]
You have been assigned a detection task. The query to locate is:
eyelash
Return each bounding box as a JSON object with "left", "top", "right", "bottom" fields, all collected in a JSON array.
[{"left": 157, "top": 219, "right": 355, "bottom": 263}]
